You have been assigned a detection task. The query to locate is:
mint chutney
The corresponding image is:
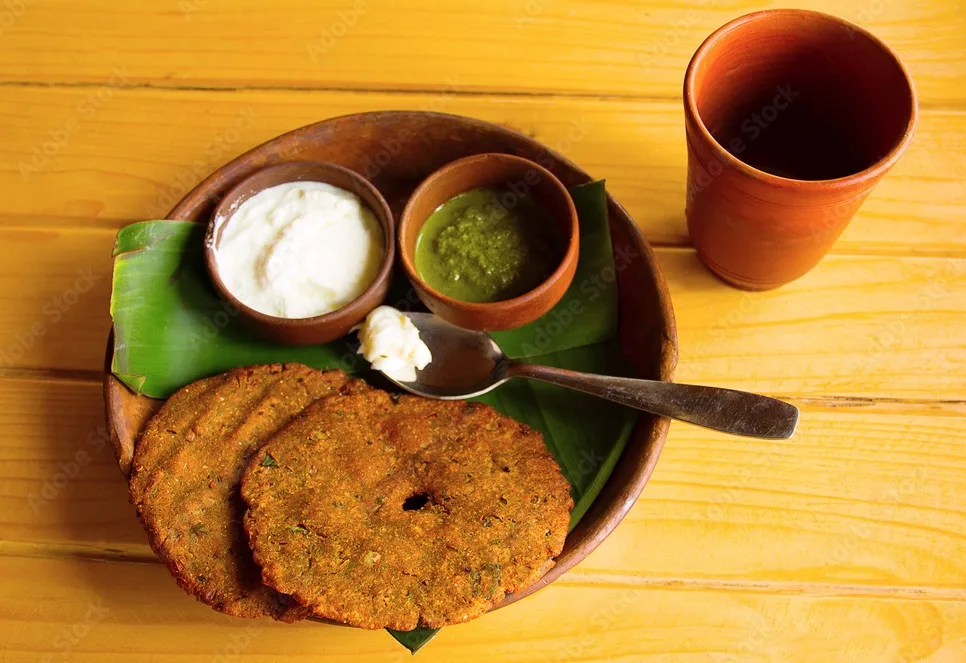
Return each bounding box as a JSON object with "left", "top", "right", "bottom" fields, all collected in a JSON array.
[{"left": 414, "top": 188, "right": 561, "bottom": 303}]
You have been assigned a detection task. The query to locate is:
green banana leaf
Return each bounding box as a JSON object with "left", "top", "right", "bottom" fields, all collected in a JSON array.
[
  {"left": 386, "top": 626, "right": 441, "bottom": 654},
  {"left": 109, "top": 181, "right": 636, "bottom": 653},
  {"left": 490, "top": 181, "right": 618, "bottom": 357}
]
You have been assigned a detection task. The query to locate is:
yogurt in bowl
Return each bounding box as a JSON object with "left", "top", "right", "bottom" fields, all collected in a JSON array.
[
  {"left": 214, "top": 181, "right": 385, "bottom": 319},
  {"left": 204, "top": 161, "right": 395, "bottom": 346}
]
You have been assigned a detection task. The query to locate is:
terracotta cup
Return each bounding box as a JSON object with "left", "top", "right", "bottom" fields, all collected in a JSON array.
[{"left": 683, "top": 9, "right": 917, "bottom": 290}]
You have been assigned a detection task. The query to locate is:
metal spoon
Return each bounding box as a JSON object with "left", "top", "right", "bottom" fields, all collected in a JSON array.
[{"left": 381, "top": 312, "right": 799, "bottom": 440}]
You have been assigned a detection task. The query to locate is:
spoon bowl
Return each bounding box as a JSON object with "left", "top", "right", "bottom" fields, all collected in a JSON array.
[
  {"left": 385, "top": 313, "right": 799, "bottom": 439},
  {"left": 385, "top": 313, "right": 509, "bottom": 398}
]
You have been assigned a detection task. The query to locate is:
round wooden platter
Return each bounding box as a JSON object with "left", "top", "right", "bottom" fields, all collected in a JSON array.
[{"left": 104, "top": 111, "right": 678, "bottom": 615}]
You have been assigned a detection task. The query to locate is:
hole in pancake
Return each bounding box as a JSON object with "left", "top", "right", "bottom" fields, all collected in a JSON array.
[{"left": 402, "top": 493, "right": 431, "bottom": 511}]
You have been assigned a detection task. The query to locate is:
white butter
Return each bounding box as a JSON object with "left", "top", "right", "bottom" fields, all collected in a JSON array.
[
  {"left": 214, "top": 181, "right": 384, "bottom": 319},
  {"left": 356, "top": 306, "right": 432, "bottom": 382}
]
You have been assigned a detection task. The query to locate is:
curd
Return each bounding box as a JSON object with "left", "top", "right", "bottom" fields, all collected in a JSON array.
[{"left": 214, "top": 181, "right": 384, "bottom": 319}]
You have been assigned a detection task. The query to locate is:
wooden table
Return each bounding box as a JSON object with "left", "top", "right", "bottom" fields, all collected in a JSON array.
[{"left": 1, "top": 1, "right": 963, "bottom": 660}]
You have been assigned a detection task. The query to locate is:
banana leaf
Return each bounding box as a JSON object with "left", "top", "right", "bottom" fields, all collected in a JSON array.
[
  {"left": 109, "top": 181, "right": 636, "bottom": 653},
  {"left": 490, "top": 181, "right": 618, "bottom": 357}
]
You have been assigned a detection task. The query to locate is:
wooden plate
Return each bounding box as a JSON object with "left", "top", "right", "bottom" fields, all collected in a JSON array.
[{"left": 104, "top": 110, "right": 678, "bottom": 615}]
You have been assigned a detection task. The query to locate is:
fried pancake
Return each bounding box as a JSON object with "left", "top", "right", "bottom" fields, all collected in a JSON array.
[
  {"left": 132, "top": 364, "right": 367, "bottom": 621},
  {"left": 129, "top": 374, "right": 225, "bottom": 505},
  {"left": 241, "top": 391, "right": 573, "bottom": 630}
]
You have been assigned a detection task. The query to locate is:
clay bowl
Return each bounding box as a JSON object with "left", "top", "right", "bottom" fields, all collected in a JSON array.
[
  {"left": 399, "top": 153, "right": 579, "bottom": 331},
  {"left": 205, "top": 161, "right": 395, "bottom": 345},
  {"left": 105, "top": 111, "right": 678, "bottom": 615}
]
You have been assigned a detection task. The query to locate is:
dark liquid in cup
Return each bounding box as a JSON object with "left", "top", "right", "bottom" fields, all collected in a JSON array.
[{"left": 713, "top": 97, "right": 877, "bottom": 181}]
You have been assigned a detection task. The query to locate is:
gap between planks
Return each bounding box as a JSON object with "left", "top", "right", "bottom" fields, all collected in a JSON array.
[
  {"left": 559, "top": 570, "right": 966, "bottom": 602},
  {"left": 0, "top": 78, "right": 963, "bottom": 113},
  {"left": 781, "top": 395, "right": 966, "bottom": 417},
  {"left": 0, "top": 540, "right": 157, "bottom": 565},
  {"left": 3, "top": 218, "right": 966, "bottom": 261},
  {"left": 0, "top": 78, "right": 680, "bottom": 103},
  {"left": 0, "top": 367, "right": 104, "bottom": 384},
  {"left": 2, "top": 540, "right": 965, "bottom": 602},
  {"left": 1, "top": 368, "right": 964, "bottom": 417}
]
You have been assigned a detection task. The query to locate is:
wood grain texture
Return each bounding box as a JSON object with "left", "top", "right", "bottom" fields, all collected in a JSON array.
[
  {"left": 586, "top": 410, "right": 966, "bottom": 597},
  {"left": 2, "top": 376, "right": 964, "bottom": 598},
  {"left": 0, "top": 0, "right": 964, "bottom": 657},
  {"left": 1, "top": 555, "right": 965, "bottom": 663},
  {"left": 1, "top": 225, "right": 963, "bottom": 400},
  {"left": 0, "top": 377, "right": 134, "bottom": 546},
  {"left": 0, "top": 0, "right": 962, "bottom": 105},
  {"left": 667, "top": 250, "right": 966, "bottom": 401},
  {"left": 0, "top": 227, "right": 112, "bottom": 373},
  {"left": 2, "top": 87, "right": 964, "bottom": 255}
]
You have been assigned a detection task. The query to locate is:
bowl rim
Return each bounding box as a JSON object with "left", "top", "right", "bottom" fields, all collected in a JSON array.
[
  {"left": 203, "top": 160, "right": 396, "bottom": 329},
  {"left": 683, "top": 8, "right": 919, "bottom": 191},
  {"left": 398, "top": 152, "right": 580, "bottom": 313}
]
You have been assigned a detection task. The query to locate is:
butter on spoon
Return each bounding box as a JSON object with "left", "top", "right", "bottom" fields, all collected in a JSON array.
[{"left": 355, "top": 306, "right": 432, "bottom": 382}]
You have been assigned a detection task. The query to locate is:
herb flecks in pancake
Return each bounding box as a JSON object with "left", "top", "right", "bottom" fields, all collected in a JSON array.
[{"left": 242, "top": 390, "right": 572, "bottom": 630}]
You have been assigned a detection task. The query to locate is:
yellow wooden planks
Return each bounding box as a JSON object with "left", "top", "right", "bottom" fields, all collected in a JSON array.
[
  {"left": 584, "top": 410, "right": 966, "bottom": 595},
  {"left": 0, "top": 0, "right": 961, "bottom": 659},
  {"left": 0, "top": 0, "right": 963, "bottom": 105},
  {"left": 667, "top": 250, "right": 966, "bottom": 400},
  {"left": 0, "top": 228, "right": 112, "bottom": 373},
  {"left": 1, "top": 554, "right": 965, "bottom": 662},
  {"left": 1, "top": 375, "right": 964, "bottom": 597},
  {"left": 2, "top": 87, "right": 964, "bottom": 255},
  {"left": 0, "top": 377, "right": 136, "bottom": 547}
]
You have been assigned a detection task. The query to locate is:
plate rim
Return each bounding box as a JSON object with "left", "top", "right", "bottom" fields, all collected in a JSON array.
[{"left": 104, "top": 109, "right": 679, "bottom": 620}]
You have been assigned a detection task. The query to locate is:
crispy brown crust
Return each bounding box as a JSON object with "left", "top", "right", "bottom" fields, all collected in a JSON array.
[
  {"left": 131, "top": 363, "right": 367, "bottom": 621},
  {"left": 128, "top": 374, "right": 224, "bottom": 506},
  {"left": 241, "top": 391, "right": 573, "bottom": 630}
]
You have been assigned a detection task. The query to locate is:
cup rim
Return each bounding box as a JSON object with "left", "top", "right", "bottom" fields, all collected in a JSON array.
[
  {"left": 683, "top": 8, "right": 919, "bottom": 190},
  {"left": 398, "top": 152, "right": 580, "bottom": 314},
  {"left": 204, "top": 160, "right": 396, "bottom": 329}
]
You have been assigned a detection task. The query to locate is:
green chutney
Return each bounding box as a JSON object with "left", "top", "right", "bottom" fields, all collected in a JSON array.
[{"left": 414, "top": 187, "right": 561, "bottom": 303}]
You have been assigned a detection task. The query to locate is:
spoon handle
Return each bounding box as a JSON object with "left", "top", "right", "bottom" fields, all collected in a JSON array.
[{"left": 509, "top": 363, "right": 799, "bottom": 439}]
